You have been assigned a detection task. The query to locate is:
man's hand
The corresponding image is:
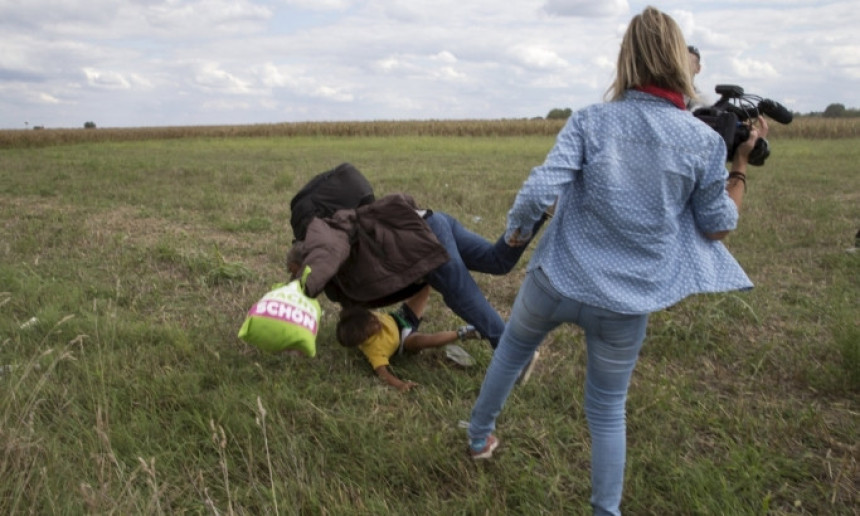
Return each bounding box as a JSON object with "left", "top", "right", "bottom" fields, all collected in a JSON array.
[
  {"left": 734, "top": 116, "right": 769, "bottom": 167},
  {"left": 505, "top": 228, "right": 532, "bottom": 247},
  {"left": 717, "top": 116, "right": 769, "bottom": 239},
  {"left": 457, "top": 325, "right": 481, "bottom": 341}
]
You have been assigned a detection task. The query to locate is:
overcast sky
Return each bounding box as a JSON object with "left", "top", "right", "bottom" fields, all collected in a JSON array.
[{"left": 1, "top": 0, "right": 858, "bottom": 129}]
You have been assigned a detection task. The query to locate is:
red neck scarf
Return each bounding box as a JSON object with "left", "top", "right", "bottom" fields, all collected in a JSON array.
[{"left": 635, "top": 85, "right": 685, "bottom": 110}]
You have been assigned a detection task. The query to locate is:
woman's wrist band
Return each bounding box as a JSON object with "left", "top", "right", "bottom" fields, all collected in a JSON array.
[{"left": 728, "top": 171, "right": 747, "bottom": 192}]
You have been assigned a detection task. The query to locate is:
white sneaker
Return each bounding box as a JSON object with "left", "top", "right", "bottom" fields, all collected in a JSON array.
[{"left": 444, "top": 344, "right": 476, "bottom": 367}]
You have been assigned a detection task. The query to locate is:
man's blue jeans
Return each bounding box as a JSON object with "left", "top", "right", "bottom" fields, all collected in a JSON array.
[
  {"left": 468, "top": 267, "right": 648, "bottom": 516},
  {"left": 423, "top": 212, "right": 531, "bottom": 348}
]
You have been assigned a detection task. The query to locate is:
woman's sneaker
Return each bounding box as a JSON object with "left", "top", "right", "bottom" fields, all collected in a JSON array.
[{"left": 469, "top": 435, "right": 499, "bottom": 460}]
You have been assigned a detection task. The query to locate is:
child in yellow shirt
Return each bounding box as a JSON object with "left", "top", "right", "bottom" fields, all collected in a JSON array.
[{"left": 335, "top": 285, "right": 479, "bottom": 391}]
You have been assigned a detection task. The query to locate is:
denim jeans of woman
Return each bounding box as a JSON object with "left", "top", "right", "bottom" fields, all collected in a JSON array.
[
  {"left": 423, "top": 212, "right": 537, "bottom": 348},
  {"left": 468, "top": 267, "right": 648, "bottom": 516}
]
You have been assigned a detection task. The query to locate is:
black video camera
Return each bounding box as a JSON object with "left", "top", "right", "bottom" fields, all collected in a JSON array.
[{"left": 693, "top": 84, "right": 792, "bottom": 166}]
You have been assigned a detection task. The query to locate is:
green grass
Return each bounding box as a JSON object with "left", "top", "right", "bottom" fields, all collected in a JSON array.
[{"left": 1, "top": 134, "right": 857, "bottom": 515}]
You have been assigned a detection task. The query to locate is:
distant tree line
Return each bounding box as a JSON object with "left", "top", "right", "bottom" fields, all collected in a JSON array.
[
  {"left": 546, "top": 108, "right": 573, "bottom": 120},
  {"left": 546, "top": 103, "right": 860, "bottom": 120},
  {"left": 815, "top": 104, "right": 860, "bottom": 118}
]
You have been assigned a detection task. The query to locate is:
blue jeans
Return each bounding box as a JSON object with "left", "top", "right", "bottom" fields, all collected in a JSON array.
[
  {"left": 468, "top": 267, "right": 648, "bottom": 516},
  {"left": 423, "top": 212, "right": 533, "bottom": 348}
]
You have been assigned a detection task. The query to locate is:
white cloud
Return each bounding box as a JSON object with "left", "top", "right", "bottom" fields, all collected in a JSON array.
[
  {"left": 381, "top": 3, "right": 423, "bottom": 24},
  {"left": 0, "top": 0, "right": 272, "bottom": 40},
  {"left": 0, "top": 0, "right": 858, "bottom": 128},
  {"left": 433, "top": 66, "right": 466, "bottom": 81},
  {"left": 142, "top": 0, "right": 272, "bottom": 37},
  {"left": 510, "top": 44, "right": 569, "bottom": 70},
  {"left": 431, "top": 51, "right": 458, "bottom": 64},
  {"left": 252, "top": 62, "right": 354, "bottom": 102},
  {"left": 83, "top": 68, "right": 132, "bottom": 90},
  {"left": 202, "top": 98, "right": 253, "bottom": 111},
  {"left": 37, "top": 92, "right": 63, "bottom": 104},
  {"left": 257, "top": 63, "right": 294, "bottom": 88},
  {"left": 729, "top": 58, "right": 779, "bottom": 80},
  {"left": 192, "top": 62, "right": 253, "bottom": 93},
  {"left": 0, "top": 83, "right": 64, "bottom": 107},
  {"left": 668, "top": 9, "right": 696, "bottom": 37},
  {"left": 312, "top": 85, "right": 353, "bottom": 102},
  {"left": 374, "top": 57, "right": 407, "bottom": 73},
  {"left": 543, "top": 0, "right": 629, "bottom": 18},
  {"left": 283, "top": 0, "right": 353, "bottom": 11},
  {"left": 371, "top": 52, "right": 467, "bottom": 83}
]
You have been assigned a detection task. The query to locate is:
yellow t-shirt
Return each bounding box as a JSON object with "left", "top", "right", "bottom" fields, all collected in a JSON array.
[{"left": 358, "top": 313, "right": 401, "bottom": 370}]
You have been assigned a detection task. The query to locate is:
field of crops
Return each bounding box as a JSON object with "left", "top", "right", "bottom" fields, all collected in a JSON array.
[{"left": 1, "top": 116, "right": 858, "bottom": 149}]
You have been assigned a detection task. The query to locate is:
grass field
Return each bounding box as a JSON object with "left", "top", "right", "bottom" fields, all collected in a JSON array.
[{"left": 1, "top": 126, "right": 857, "bottom": 515}]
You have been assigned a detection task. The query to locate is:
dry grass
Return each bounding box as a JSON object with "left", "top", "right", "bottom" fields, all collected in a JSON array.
[
  {"left": 0, "top": 119, "right": 566, "bottom": 149},
  {"left": 1, "top": 131, "right": 857, "bottom": 514},
  {"left": 1, "top": 116, "right": 856, "bottom": 149}
]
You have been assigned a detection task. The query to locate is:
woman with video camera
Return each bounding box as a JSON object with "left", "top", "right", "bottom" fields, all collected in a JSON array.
[{"left": 465, "top": 6, "right": 767, "bottom": 515}]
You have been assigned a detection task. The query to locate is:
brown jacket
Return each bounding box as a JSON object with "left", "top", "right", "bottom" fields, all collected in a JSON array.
[{"left": 300, "top": 194, "right": 449, "bottom": 307}]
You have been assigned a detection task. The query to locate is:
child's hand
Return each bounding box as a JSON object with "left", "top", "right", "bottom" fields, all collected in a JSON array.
[
  {"left": 398, "top": 381, "right": 418, "bottom": 392},
  {"left": 376, "top": 365, "right": 417, "bottom": 392}
]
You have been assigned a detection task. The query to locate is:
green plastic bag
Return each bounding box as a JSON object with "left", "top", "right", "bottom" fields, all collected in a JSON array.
[{"left": 237, "top": 269, "right": 321, "bottom": 357}]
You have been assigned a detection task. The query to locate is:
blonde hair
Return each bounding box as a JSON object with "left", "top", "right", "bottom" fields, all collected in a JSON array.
[{"left": 607, "top": 6, "right": 695, "bottom": 101}]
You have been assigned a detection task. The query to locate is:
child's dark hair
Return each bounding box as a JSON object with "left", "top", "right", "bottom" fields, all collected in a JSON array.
[
  {"left": 285, "top": 242, "right": 305, "bottom": 279},
  {"left": 336, "top": 306, "right": 379, "bottom": 348}
]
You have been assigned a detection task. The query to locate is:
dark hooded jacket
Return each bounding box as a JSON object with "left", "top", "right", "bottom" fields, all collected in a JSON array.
[{"left": 299, "top": 194, "right": 449, "bottom": 308}]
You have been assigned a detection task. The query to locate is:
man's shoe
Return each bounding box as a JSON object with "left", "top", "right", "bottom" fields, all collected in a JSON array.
[
  {"left": 445, "top": 344, "right": 476, "bottom": 367},
  {"left": 457, "top": 325, "right": 481, "bottom": 340}
]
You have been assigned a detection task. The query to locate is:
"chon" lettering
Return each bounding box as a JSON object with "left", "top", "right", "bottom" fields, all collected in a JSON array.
[{"left": 251, "top": 300, "right": 317, "bottom": 334}]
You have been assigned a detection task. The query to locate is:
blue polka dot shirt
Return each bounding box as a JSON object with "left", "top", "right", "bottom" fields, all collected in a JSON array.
[{"left": 507, "top": 90, "right": 753, "bottom": 314}]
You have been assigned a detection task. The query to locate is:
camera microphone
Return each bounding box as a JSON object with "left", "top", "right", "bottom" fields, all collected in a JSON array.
[
  {"left": 695, "top": 84, "right": 791, "bottom": 166},
  {"left": 757, "top": 99, "right": 793, "bottom": 124}
]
